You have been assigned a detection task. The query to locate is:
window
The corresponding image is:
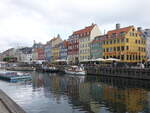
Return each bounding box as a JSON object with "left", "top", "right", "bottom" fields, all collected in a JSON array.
[
  {"left": 113, "top": 39, "right": 116, "bottom": 44},
  {"left": 121, "top": 46, "right": 124, "bottom": 51},
  {"left": 110, "top": 40, "right": 112, "bottom": 44},
  {"left": 103, "top": 49, "right": 105, "bottom": 52},
  {"left": 138, "top": 47, "right": 140, "bottom": 51},
  {"left": 106, "top": 41, "right": 108, "bottom": 44},
  {"left": 126, "top": 38, "right": 129, "bottom": 43},
  {"left": 117, "top": 39, "right": 120, "bottom": 43},
  {"left": 136, "top": 33, "right": 138, "bottom": 37},
  {"left": 117, "top": 47, "right": 120, "bottom": 51},
  {"left": 106, "top": 48, "right": 109, "bottom": 52},
  {"left": 114, "top": 47, "right": 116, "bottom": 51},
  {"left": 135, "top": 40, "right": 137, "bottom": 44},
  {"left": 112, "top": 33, "right": 116, "bottom": 38},
  {"left": 121, "top": 55, "right": 124, "bottom": 60},
  {"left": 120, "top": 32, "right": 125, "bottom": 36},
  {"left": 138, "top": 40, "right": 140, "bottom": 44},
  {"left": 121, "top": 39, "right": 124, "bottom": 43},
  {"left": 103, "top": 41, "right": 105, "bottom": 45},
  {"left": 126, "top": 55, "right": 129, "bottom": 60},
  {"left": 110, "top": 48, "right": 112, "bottom": 52},
  {"left": 126, "top": 46, "right": 129, "bottom": 50}
]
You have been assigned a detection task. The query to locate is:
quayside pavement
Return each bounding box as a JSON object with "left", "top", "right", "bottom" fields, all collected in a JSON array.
[{"left": 0, "top": 89, "right": 26, "bottom": 113}]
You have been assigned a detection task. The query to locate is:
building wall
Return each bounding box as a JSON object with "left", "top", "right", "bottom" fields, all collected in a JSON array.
[
  {"left": 59, "top": 41, "right": 68, "bottom": 60},
  {"left": 68, "top": 36, "right": 79, "bottom": 64},
  {"left": 79, "top": 25, "right": 100, "bottom": 62},
  {"left": 103, "top": 26, "right": 146, "bottom": 63},
  {"left": 52, "top": 45, "right": 59, "bottom": 61},
  {"left": 90, "top": 25, "right": 101, "bottom": 41},
  {"left": 79, "top": 36, "right": 91, "bottom": 61},
  {"left": 91, "top": 37, "right": 103, "bottom": 59},
  {"left": 44, "top": 44, "right": 51, "bottom": 61},
  {"left": 37, "top": 48, "right": 45, "bottom": 60}
]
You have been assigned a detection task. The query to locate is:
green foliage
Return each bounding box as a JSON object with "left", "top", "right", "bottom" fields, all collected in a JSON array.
[{"left": 3, "top": 56, "right": 17, "bottom": 62}]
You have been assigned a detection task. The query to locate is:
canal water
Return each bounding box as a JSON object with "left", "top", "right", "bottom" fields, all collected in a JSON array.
[{"left": 0, "top": 71, "right": 150, "bottom": 113}]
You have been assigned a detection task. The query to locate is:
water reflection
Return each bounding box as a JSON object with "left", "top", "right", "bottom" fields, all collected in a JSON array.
[
  {"left": 31, "top": 72, "right": 150, "bottom": 113},
  {"left": 1, "top": 72, "right": 150, "bottom": 113}
]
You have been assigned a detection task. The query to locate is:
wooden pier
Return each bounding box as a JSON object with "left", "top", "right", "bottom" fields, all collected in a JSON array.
[
  {"left": 0, "top": 89, "right": 26, "bottom": 113},
  {"left": 85, "top": 66, "right": 150, "bottom": 80}
]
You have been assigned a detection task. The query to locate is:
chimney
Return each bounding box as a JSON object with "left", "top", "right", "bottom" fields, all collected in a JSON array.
[
  {"left": 33, "top": 40, "right": 36, "bottom": 44},
  {"left": 116, "top": 23, "right": 120, "bottom": 30},
  {"left": 57, "top": 34, "right": 60, "bottom": 38},
  {"left": 137, "top": 27, "right": 142, "bottom": 32},
  {"left": 91, "top": 23, "right": 94, "bottom": 26}
]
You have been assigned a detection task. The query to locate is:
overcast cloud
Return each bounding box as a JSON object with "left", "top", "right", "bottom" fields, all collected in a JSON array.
[{"left": 0, "top": 0, "right": 150, "bottom": 52}]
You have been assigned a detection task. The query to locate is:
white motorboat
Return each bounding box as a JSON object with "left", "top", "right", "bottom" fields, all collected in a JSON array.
[{"left": 65, "top": 66, "right": 86, "bottom": 75}]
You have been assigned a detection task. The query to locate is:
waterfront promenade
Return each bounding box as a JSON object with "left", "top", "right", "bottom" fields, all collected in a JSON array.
[{"left": 0, "top": 89, "right": 26, "bottom": 113}]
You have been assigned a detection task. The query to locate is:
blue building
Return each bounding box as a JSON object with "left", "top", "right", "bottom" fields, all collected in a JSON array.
[
  {"left": 59, "top": 40, "right": 68, "bottom": 60},
  {"left": 44, "top": 42, "right": 52, "bottom": 62}
]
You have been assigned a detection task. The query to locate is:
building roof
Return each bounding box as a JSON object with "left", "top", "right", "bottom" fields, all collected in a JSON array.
[
  {"left": 91, "top": 35, "right": 106, "bottom": 43},
  {"left": 73, "top": 24, "right": 96, "bottom": 35},
  {"left": 107, "top": 26, "right": 133, "bottom": 36}
]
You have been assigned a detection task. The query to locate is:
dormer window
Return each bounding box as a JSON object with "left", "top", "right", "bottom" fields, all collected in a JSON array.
[
  {"left": 120, "top": 32, "right": 125, "bottom": 36},
  {"left": 132, "top": 28, "right": 135, "bottom": 31},
  {"left": 112, "top": 33, "right": 116, "bottom": 38}
]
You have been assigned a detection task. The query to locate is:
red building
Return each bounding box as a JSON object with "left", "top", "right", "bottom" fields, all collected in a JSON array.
[
  {"left": 37, "top": 48, "right": 45, "bottom": 60},
  {"left": 68, "top": 33, "right": 79, "bottom": 64}
]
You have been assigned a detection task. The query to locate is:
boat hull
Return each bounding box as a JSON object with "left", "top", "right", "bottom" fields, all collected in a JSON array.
[{"left": 65, "top": 70, "right": 86, "bottom": 75}]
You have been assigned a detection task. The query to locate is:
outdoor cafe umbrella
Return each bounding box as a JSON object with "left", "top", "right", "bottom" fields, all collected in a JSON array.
[
  {"left": 105, "top": 58, "right": 120, "bottom": 62},
  {"left": 96, "top": 58, "right": 105, "bottom": 61}
]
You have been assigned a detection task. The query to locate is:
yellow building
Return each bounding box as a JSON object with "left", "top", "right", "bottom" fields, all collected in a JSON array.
[
  {"left": 50, "top": 34, "right": 63, "bottom": 62},
  {"left": 52, "top": 45, "right": 59, "bottom": 61},
  {"left": 103, "top": 24, "right": 146, "bottom": 63}
]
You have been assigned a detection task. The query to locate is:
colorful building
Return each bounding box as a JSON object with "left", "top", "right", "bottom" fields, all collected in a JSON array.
[
  {"left": 68, "top": 32, "right": 79, "bottom": 64},
  {"left": 78, "top": 24, "right": 100, "bottom": 62},
  {"left": 32, "top": 42, "right": 45, "bottom": 61},
  {"left": 44, "top": 41, "right": 52, "bottom": 62},
  {"left": 90, "top": 35, "right": 103, "bottom": 59},
  {"left": 103, "top": 24, "right": 146, "bottom": 63},
  {"left": 59, "top": 40, "right": 68, "bottom": 60},
  {"left": 52, "top": 44, "right": 60, "bottom": 61},
  {"left": 50, "top": 34, "right": 63, "bottom": 61}
]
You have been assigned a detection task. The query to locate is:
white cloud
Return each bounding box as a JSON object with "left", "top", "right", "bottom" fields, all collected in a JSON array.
[{"left": 0, "top": 0, "right": 150, "bottom": 52}]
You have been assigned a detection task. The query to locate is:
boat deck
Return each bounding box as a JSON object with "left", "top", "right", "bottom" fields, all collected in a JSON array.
[{"left": 0, "top": 73, "right": 32, "bottom": 82}]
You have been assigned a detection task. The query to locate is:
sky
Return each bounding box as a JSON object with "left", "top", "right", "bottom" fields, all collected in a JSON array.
[{"left": 0, "top": 0, "right": 150, "bottom": 52}]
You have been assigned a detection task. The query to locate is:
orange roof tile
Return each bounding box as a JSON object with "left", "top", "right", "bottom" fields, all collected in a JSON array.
[
  {"left": 107, "top": 26, "right": 133, "bottom": 36},
  {"left": 73, "top": 24, "right": 96, "bottom": 35}
]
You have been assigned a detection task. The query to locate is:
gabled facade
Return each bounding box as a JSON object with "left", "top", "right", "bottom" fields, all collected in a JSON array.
[
  {"left": 52, "top": 44, "right": 59, "bottom": 61},
  {"left": 44, "top": 41, "right": 52, "bottom": 62},
  {"left": 79, "top": 24, "right": 101, "bottom": 62},
  {"left": 59, "top": 40, "right": 68, "bottom": 60},
  {"left": 50, "top": 34, "right": 63, "bottom": 61},
  {"left": 68, "top": 33, "right": 79, "bottom": 64},
  {"left": 32, "top": 42, "right": 45, "bottom": 61},
  {"left": 103, "top": 24, "right": 146, "bottom": 63}
]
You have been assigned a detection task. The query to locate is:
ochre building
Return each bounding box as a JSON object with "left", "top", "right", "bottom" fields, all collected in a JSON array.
[{"left": 103, "top": 24, "right": 146, "bottom": 63}]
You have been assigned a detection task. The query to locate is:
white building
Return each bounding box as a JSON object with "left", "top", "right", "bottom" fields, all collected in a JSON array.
[{"left": 78, "top": 24, "right": 101, "bottom": 62}]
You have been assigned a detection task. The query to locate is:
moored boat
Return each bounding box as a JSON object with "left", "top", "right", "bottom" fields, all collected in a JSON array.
[
  {"left": 65, "top": 66, "right": 86, "bottom": 75},
  {"left": 0, "top": 71, "right": 32, "bottom": 82},
  {"left": 42, "top": 66, "right": 59, "bottom": 72}
]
